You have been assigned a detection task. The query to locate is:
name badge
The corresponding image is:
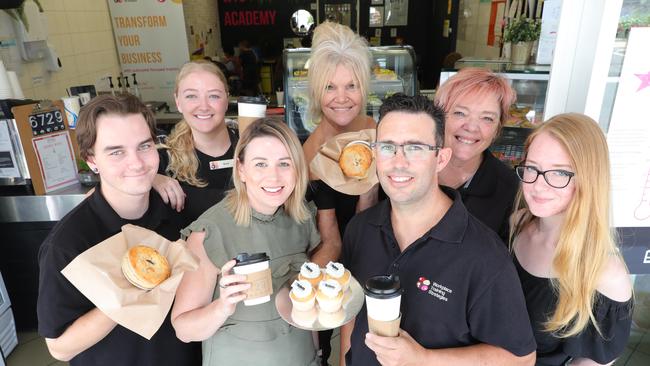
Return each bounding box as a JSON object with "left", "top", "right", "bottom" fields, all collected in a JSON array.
[{"left": 209, "top": 159, "right": 234, "bottom": 170}]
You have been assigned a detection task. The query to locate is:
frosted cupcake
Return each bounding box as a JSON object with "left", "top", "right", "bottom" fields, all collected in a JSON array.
[
  {"left": 289, "top": 280, "right": 316, "bottom": 311},
  {"left": 291, "top": 307, "right": 318, "bottom": 328},
  {"left": 325, "top": 261, "right": 351, "bottom": 291},
  {"left": 316, "top": 279, "right": 344, "bottom": 313},
  {"left": 318, "top": 308, "right": 345, "bottom": 328},
  {"left": 298, "top": 262, "right": 323, "bottom": 287}
]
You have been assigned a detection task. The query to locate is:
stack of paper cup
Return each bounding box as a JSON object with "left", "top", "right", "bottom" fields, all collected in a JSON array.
[
  {"left": 7, "top": 72, "right": 24, "bottom": 99},
  {"left": 62, "top": 96, "right": 81, "bottom": 129},
  {"left": 0, "top": 60, "right": 14, "bottom": 99}
]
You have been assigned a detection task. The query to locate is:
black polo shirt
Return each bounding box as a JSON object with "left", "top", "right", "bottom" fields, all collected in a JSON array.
[
  {"left": 342, "top": 187, "right": 536, "bottom": 365},
  {"left": 459, "top": 150, "right": 519, "bottom": 243},
  {"left": 158, "top": 127, "right": 238, "bottom": 226},
  {"left": 37, "top": 187, "right": 201, "bottom": 366}
]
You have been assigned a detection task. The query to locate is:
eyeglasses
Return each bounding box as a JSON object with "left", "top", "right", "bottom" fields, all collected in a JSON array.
[
  {"left": 371, "top": 142, "right": 440, "bottom": 160},
  {"left": 515, "top": 165, "right": 575, "bottom": 189}
]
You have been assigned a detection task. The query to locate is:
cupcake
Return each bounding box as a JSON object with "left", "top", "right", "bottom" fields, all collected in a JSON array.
[
  {"left": 316, "top": 279, "right": 344, "bottom": 313},
  {"left": 325, "top": 261, "right": 351, "bottom": 291},
  {"left": 291, "top": 307, "right": 318, "bottom": 328},
  {"left": 298, "top": 262, "right": 323, "bottom": 287},
  {"left": 289, "top": 280, "right": 316, "bottom": 311},
  {"left": 318, "top": 308, "right": 346, "bottom": 328}
]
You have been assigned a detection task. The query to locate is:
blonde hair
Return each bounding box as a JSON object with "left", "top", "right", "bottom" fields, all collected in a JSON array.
[
  {"left": 510, "top": 113, "right": 629, "bottom": 338},
  {"left": 224, "top": 118, "right": 310, "bottom": 226},
  {"left": 163, "top": 60, "right": 229, "bottom": 187},
  {"left": 308, "top": 21, "right": 371, "bottom": 122}
]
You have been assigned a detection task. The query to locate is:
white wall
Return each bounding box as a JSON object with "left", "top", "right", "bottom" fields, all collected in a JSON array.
[
  {"left": 456, "top": 0, "right": 501, "bottom": 59},
  {"left": 0, "top": 0, "right": 121, "bottom": 100}
]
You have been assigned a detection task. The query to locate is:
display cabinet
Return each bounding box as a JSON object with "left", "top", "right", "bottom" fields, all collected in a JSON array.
[
  {"left": 283, "top": 46, "right": 417, "bottom": 141},
  {"left": 440, "top": 61, "right": 551, "bottom": 167}
]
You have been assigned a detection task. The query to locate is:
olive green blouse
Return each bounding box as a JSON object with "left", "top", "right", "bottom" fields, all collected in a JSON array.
[{"left": 181, "top": 200, "right": 320, "bottom": 366}]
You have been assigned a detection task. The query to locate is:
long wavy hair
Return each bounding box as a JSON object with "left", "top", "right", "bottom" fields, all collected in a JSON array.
[
  {"left": 224, "top": 118, "right": 310, "bottom": 226},
  {"left": 164, "top": 60, "right": 229, "bottom": 187},
  {"left": 510, "top": 113, "right": 629, "bottom": 338},
  {"left": 308, "top": 21, "right": 371, "bottom": 123}
]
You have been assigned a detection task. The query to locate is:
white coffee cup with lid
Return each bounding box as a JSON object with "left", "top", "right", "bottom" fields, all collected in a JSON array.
[
  {"left": 232, "top": 252, "right": 271, "bottom": 306},
  {"left": 237, "top": 96, "right": 267, "bottom": 133},
  {"left": 364, "top": 274, "right": 402, "bottom": 336}
]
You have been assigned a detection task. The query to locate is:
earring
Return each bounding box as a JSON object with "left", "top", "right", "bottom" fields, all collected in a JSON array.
[{"left": 91, "top": 167, "right": 98, "bottom": 174}]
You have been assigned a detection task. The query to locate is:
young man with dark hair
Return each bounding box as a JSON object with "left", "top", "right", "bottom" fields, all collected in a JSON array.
[
  {"left": 340, "top": 93, "right": 536, "bottom": 366},
  {"left": 37, "top": 94, "right": 200, "bottom": 365}
]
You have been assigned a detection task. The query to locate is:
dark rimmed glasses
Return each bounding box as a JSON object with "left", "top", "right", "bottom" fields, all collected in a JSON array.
[
  {"left": 515, "top": 165, "right": 575, "bottom": 189},
  {"left": 371, "top": 142, "right": 441, "bottom": 160}
]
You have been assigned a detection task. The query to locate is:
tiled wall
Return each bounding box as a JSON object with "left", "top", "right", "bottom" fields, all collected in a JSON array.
[
  {"left": 182, "top": 0, "right": 222, "bottom": 58},
  {"left": 456, "top": 0, "right": 501, "bottom": 59},
  {"left": 0, "top": 0, "right": 120, "bottom": 101}
]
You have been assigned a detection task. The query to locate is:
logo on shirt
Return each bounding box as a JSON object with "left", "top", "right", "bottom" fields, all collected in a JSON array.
[
  {"left": 416, "top": 277, "right": 431, "bottom": 291},
  {"left": 416, "top": 276, "right": 453, "bottom": 302}
]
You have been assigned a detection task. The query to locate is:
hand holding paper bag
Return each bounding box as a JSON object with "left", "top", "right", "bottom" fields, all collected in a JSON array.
[
  {"left": 309, "top": 129, "right": 378, "bottom": 195},
  {"left": 61, "top": 224, "right": 199, "bottom": 340}
]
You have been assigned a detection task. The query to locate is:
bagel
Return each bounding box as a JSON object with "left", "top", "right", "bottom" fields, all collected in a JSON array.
[
  {"left": 339, "top": 140, "right": 372, "bottom": 179},
  {"left": 121, "top": 245, "right": 171, "bottom": 290}
]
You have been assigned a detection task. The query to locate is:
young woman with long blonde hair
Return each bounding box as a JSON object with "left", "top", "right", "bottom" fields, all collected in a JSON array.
[
  {"left": 511, "top": 113, "right": 633, "bottom": 365},
  {"left": 154, "top": 60, "right": 238, "bottom": 224}
]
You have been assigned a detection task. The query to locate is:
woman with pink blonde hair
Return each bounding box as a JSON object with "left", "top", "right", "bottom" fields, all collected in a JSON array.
[{"left": 435, "top": 67, "right": 518, "bottom": 242}]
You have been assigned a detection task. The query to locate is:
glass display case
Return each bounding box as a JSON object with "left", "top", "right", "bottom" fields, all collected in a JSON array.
[
  {"left": 440, "top": 62, "right": 550, "bottom": 167},
  {"left": 283, "top": 46, "right": 417, "bottom": 141}
]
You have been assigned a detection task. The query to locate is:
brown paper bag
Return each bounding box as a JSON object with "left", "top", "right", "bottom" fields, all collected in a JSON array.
[
  {"left": 61, "top": 224, "right": 199, "bottom": 340},
  {"left": 309, "top": 129, "right": 378, "bottom": 195}
]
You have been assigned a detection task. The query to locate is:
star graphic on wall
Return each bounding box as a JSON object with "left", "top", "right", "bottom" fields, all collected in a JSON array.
[{"left": 636, "top": 71, "right": 650, "bottom": 92}]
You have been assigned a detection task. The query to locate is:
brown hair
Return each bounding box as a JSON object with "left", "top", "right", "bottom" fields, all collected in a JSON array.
[
  {"left": 225, "top": 118, "right": 309, "bottom": 226},
  {"left": 77, "top": 93, "right": 156, "bottom": 160}
]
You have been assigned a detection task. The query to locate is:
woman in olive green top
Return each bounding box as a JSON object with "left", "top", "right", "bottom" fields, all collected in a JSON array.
[{"left": 171, "top": 118, "right": 320, "bottom": 365}]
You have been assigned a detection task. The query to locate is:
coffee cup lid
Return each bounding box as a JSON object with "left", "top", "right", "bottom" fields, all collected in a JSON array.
[
  {"left": 237, "top": 96, "right": 267, "bottom": 105},
  {"left": 234, "top": 252, "right": 269, "bottom": 266},
  {"left": 364, "top": 274, "right": 402, "bottom": 299}
]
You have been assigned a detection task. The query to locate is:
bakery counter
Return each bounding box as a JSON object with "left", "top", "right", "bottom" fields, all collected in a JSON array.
[{"left": 0, "top": 183, "right": 91, "bottom": 331}]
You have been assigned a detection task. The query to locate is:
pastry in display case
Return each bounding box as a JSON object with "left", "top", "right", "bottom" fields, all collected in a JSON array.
[
  {"left": 440, "top": 63, "right": 550, "bottom": 167},
  {"left": 283, "top": 46, "right": 417, "bottom": 141}
]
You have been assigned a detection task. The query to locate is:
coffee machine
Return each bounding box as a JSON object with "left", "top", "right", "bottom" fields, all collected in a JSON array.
[{"left": 0, "top": 99, "right": 38, "bottom": 196}]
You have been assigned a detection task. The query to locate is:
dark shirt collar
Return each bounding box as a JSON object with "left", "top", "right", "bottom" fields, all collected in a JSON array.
[
  {"left": 460, "top": 150, "right": 499, "bottom": 197},
  {"left": 88, "top": 185, "right": 170, "bottom": 231},
  {"left": 368, "top": 186, "right": 468, "bottom": 245}
]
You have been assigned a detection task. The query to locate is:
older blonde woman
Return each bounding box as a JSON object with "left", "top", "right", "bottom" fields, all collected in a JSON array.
[
  {"left": 511, "top": 114, "right": 633, "bottom": 365},
  {"left": 302, "top": 21, "right": 378, "bottom": 266},
  {"left": 171, "top": 118, "right": 320, "bottom": 366}
]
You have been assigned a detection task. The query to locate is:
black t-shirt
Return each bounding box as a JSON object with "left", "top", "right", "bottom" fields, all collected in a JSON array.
[
  {"left": 37, "top": 188, "right": 201, "bottom": 366},
  {"left": 158, "top": 127, "right": 238, "bottom": 226},
  {"left": 458, "top": 150, "right": 519, "bottom": 243},
  {"left": 306, "top": 180, "right": 359, "bottom": 238},
  {"left": 514, "top": 257, "right": 632, "bottom": 365},
  {"left": 342, "top": 188, "right": 536, "bottom": 365}
]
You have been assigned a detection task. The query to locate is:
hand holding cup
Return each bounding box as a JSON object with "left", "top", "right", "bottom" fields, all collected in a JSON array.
[{"left": 216, "top": 259, "right": 250, "bottom": 317}]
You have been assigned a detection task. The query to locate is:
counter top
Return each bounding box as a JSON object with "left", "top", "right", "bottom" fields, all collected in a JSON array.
[{"left": 0, "top": 183, "right": 89, "bottom": 223}]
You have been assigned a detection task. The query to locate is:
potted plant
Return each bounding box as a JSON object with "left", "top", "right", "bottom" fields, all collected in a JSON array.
[{"left": 504, "top": 18, "right": 541, "bottom": 65}]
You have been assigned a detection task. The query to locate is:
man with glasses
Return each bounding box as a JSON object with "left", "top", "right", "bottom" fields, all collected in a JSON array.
[{"left": 340, "top": 94, "right": 536, "bottom": 366}]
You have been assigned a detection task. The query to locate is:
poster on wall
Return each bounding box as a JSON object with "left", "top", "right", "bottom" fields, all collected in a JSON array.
[
  {"left": 107, "top": 1, "right": 189, "bottom": 108},
  {"left": 384, "top": 0, "right": 408, "bottom": 26},
  {"left": 607, "top": 27, "right": 650, "bottom": 273}
]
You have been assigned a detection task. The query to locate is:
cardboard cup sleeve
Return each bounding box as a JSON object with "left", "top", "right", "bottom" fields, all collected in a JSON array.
[
  {"left": 244, "top": 267, "right": 273, "bottom": 300},
  {"left": 368, "top": 313, "right": 401, "bottom": 337}
]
